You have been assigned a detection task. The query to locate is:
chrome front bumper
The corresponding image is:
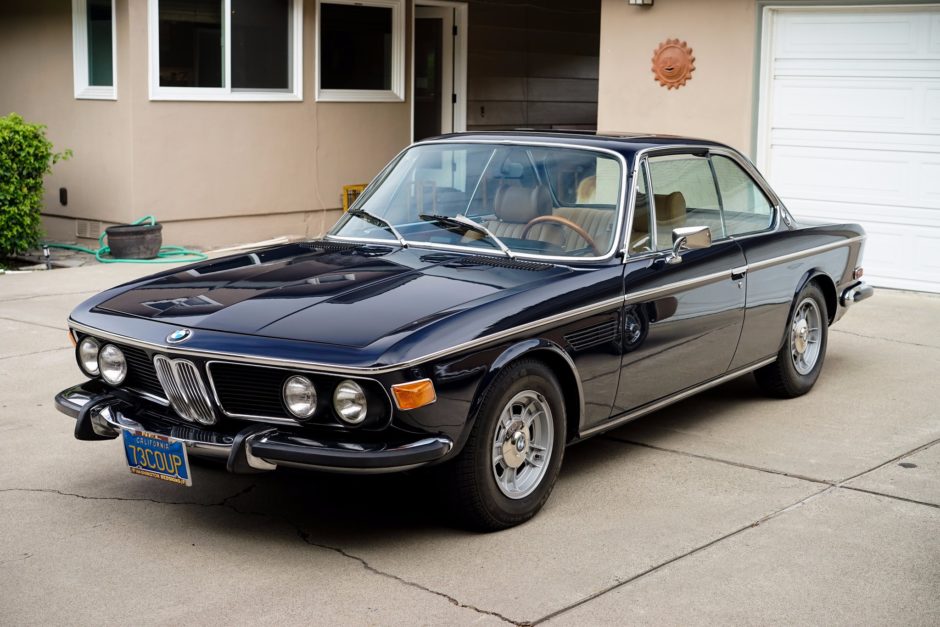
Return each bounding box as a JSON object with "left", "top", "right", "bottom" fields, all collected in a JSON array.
[
  {"left": 841, "top": 281, "right": 874, "bottom": 308},
  {"left": 55, "top": 384, "right": 453, "bottom": 474}
]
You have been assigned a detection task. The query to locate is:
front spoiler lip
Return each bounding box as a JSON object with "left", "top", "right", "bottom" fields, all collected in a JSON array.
[{"left": 55, "top": 384, "right": 453, "bottom": 474}]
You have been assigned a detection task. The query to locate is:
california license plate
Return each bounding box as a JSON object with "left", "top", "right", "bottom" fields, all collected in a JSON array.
[{"left": 121, "top": 429, "right": 192, "bottom": 486}]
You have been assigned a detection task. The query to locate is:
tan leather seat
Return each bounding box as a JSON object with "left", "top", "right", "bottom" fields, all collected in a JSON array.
[
  {"left": 553, "top": 206, "right": 615, "bottom": 253},
  {"left": 627, "top": 191, "right": 687, "bottom": 251},
  {"left": 476, "top": 184, "right": 565, "bottom": 248}
]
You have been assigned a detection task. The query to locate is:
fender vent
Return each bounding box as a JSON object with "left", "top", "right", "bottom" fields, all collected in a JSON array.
[{"left": 565, "top": 320, "right": 619, "bottom": 352}]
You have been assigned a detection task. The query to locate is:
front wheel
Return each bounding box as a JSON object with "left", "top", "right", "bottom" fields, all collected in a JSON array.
[
  {"left": 755, "top": 282, "right": 829, "bottom": 398},
  {"left": 445, "top": 360, "right": 566, "bottom": 531}
]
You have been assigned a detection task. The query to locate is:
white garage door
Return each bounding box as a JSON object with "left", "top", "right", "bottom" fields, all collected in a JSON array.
[{"left": 758, "top": 7, "right": 940, "bottom": 292}]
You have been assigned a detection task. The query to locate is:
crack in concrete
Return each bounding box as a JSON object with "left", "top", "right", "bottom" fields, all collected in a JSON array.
[
  {"left": 0, "top": 315, "right": 66, "bottom": 332},
  {"left": 0, "top": 552, "right": 33, "bottom": 566},
  {"left": 530, "top": 485, "right": 835, "bottom": 625},
  {"left": 295, "top": 529, "right": 520, "bottom": 625},
  {"left": 0, "top": 484, "right": 257, "bottom": 509},
  {"left": 3, "top": 290, "right": 97, "bottom": 303},
  {"left": 0, "top": 346, "right": 71, "bottom": 361},
  {"left": 0, "top": 485, "right": 520, "bottom": 624},
  {"left": 831, "top": 328, "right": 940, "bottom": 351}
]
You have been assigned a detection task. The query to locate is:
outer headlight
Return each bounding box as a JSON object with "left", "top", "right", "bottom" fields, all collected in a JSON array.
[
  {"left": 78, "top": 337, "right": 100, "bottom": 376},
  {"left": 283, "top": 375, "right": 317, "bottom": 419},
  {"left": 98, "top": 344, "right": 127, "bottom": 385},
  {"left": 333, "top": 380, "right": 368, "bottom": 425}
]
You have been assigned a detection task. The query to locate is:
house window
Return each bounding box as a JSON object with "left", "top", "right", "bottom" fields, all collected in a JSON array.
[
  {"left": 72, "top": 0, "right": 117, "bottom": 99},
  {"left": 148, "top": 0, "right": 303, "bottom": 101},
  {"left": 316, "top": 0, "right": 405, "bottom": 102}
]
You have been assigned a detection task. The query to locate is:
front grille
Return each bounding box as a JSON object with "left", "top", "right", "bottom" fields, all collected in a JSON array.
[
  {"left": 153, "top": 356, "right": 216, "bottom": 425},
  {"left": 208, "top": 362, "right": 290, "bottom": 420},
  {"left": 117, "top": 344, "right": 165, "bottom": 400}
]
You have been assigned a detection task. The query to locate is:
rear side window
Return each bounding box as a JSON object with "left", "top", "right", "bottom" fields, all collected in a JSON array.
[{"left": 711, "top": 155, "right": 774, "bottom": 236}]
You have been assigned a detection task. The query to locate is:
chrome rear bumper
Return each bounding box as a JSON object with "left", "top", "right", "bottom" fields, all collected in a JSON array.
[
  {"left": 841, "top": 281, "right": 874, "bottom": 308},
  {"left": 55, "top": 384, "right": 453, "bottom": 474}
]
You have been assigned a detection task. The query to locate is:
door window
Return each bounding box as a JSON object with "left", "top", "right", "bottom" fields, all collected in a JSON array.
[
  {"left": 647, "top": 154, "right": 722, "bottom": 249},
  {"left": 711, "top": 155, "right": 774, "bottom": 236}
]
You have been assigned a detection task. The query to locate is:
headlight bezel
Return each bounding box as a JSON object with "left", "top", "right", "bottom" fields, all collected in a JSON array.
[
  {"left": 77, "top": 336, "right": 101, "bottom": 376},
  {"left": 97, "top": 343, "right": 127, "bottom": 386},
  {"left": 332, "top": 379, "right": 369, "bottom": 425},
  {"left": 282, "top": 375, "right": 318, "bottom": 420}
]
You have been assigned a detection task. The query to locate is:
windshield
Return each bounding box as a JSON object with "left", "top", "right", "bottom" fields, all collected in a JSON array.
[{"left": 328, "top": 142, "right": 623, "bottom": 259}]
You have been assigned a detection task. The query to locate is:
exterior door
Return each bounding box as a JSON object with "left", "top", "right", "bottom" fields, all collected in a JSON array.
[
  {"left": 414, "top": 6, "right": 454, "bottom": 142},
  {"left": 612, "top": 153, "right": 747, "bottom": 414}
]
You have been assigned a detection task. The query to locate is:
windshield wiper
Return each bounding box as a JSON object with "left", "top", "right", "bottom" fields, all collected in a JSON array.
[
  {"left": 418, "top": 213, "right": 514, "bottom": 258},
  {"left": 348, "top": 208, "right": 407, "bottom": 247}
]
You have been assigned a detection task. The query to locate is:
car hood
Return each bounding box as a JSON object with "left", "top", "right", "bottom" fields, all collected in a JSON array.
[{"left": 94, "top": 242, "right": 570, "bottom": 348}]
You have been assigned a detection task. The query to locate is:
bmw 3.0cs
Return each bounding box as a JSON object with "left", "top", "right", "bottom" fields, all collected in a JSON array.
[{"left": 56, "top": 132, "right": 872, "bottom": 530}]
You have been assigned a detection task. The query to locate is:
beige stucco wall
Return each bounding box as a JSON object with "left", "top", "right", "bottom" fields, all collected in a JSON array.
[
  {"left": 598, "top": 0, "right": 757, "bottom": 154},
  {"left": 0, "top": 0, "right": 411, "bottom": 249}
]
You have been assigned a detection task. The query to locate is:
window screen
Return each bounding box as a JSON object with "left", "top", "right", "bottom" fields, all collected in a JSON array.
[
  {"left": 231, "top": 0, "right": 290, "bottom": 90},
  {"left": 87, "top": 0, "right": 113, "bottom": 86},
  {"left": 158, "top": 0, "right": 223, "bottom": 87}
]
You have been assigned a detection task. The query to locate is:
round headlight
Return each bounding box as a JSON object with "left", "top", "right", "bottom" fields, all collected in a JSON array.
[
  {"left": 98, "top": 344, "right": 127, "bottom": 385},
  {"left": 283, "top": 375, "right": 317, "bottom": 419},
  {"left": 78, "top": 337, "right": 100, "bottom": 376},
  {"left": 333, "top": 380, "right": 368, "bottom": 425}
]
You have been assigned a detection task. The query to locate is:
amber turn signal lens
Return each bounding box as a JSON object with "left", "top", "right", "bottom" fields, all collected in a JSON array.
[
  {"left": 67, "top": 330, "right": 77, "bottom": 347},
  {"left": 391, "top": 379, "right": 437, "bottom": 410}
]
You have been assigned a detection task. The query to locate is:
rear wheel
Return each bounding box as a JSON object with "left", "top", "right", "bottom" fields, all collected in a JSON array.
[
  {"left": 755, "top": 282, "right": 829, "bottom": 398},
  {"left": 445, "top": 360, "right": 566, "bottom": 531}
]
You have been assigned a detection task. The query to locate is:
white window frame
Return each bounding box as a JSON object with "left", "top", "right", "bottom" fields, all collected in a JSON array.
[
  {"left": 316, "top": 0, "right": 405, "bottom": 102},
  {"left": 147, "top": 0, "right": 303, "bottom": 102},
  {"left": 72, "top": 0, "right": 117, "bottom": 100}
]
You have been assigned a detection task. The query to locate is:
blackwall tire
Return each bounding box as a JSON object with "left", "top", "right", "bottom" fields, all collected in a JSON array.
[
  {"left": 755, "top": 282, "right": 829, "bottom": 399},
  {"left": 445, "top": 359, "right": 566, "bottom": 531}
]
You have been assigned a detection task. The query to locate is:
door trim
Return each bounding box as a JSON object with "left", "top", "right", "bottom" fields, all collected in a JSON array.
[{"left": 410, "top": 0, "right": 468, "bottom": 142}]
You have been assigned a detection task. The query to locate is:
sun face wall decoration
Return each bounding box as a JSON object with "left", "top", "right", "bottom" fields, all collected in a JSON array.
[{"left": 651, "top": 39, "right": 696, "bottom": 89}]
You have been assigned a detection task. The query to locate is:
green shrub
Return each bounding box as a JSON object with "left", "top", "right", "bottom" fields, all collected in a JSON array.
[{"left": 0, "top": 113, "right": 72, "bottom": 256}]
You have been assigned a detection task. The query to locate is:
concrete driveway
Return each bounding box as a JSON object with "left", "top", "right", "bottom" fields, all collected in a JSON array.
[{"left": 1, "top": 264, "right": 938, "bottom": 626}]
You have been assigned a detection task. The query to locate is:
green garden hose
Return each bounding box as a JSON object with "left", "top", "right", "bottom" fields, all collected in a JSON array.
[{"left": 44, "top": 215, "right": 208, "bottom": 264}]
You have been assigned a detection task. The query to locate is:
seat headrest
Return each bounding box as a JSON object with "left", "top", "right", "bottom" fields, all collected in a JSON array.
[
  {"left": 494, "top": 184, "right": 551, "bottom": 224},
  {"left": 577, "top": 176, "right": 596, "bottom": 204},
  {"left": 654, "top": 191, "right": 687, "bottom": 221}
]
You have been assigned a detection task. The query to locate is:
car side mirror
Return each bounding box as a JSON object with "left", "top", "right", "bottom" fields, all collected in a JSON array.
[{"left": 665, "top": 226, "right": 712, "bottom": 265}]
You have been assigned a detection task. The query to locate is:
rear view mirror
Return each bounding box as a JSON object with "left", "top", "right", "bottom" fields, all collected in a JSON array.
[{"left": 666, "top": 226, "right": 712, "bottom": 265}]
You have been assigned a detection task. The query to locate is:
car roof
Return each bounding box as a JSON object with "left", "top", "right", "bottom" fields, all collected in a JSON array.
[{"left": 424, "top": 130, "right": 729, "bottom": 161}]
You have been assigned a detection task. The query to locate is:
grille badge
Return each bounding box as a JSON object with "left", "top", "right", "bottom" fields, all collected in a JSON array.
[{"left": 166, "top": 329, "right": 192, "bottom": 344}]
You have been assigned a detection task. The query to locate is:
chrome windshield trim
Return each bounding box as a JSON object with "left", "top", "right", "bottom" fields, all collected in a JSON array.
[{"left": 327, "top": 139, "right": 630, "bottom": 264}]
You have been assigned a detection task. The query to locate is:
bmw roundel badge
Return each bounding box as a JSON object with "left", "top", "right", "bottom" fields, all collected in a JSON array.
[{"left": 166, "top": 329, "right": 192, "bottom": 344}]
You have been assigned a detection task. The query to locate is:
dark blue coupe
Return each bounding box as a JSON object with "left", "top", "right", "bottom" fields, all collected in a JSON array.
[{"left": 56, "top": 132, "right": 872, "bottom": 529}]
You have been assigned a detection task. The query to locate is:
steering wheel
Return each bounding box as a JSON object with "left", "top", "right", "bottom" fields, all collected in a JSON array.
[{"left": 520, "top": 215, "right": 602, "bottom": 256}]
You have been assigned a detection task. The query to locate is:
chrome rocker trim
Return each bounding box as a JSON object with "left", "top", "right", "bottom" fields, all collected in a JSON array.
[{"left": 55, "top": 384, "right": 454, "bottom": 474}]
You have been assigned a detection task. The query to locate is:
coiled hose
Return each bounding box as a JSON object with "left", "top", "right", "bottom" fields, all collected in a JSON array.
[{"left": 44, "top": 215, "right": 208, "bottom": 264}]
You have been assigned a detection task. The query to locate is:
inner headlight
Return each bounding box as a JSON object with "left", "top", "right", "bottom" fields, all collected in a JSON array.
[
  {"left": 333, "top": 380, "right": 368, "bottom": 425},
  {"left": 98, "top": 344, "right": 127, "bottom": 385},
  {"left": 283, "top": 375, "right": 317, "bottom": 419},
  {"left": 78, "top": 337, "right": 100, "bottom": 376}
]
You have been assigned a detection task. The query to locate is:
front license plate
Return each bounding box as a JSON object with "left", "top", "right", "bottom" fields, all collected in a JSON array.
[{"left": 121, "top": 430, "right": 192, "bottom": 486}]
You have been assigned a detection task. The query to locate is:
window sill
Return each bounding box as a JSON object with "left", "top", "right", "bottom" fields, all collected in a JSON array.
[
  {"left": 75, "top": 86, "right": 116, "bottom": 100},
  {"left": 149, "top": 89, "right": 303, "bottom": 102},
  {"left": 316, "top": 89, "right": 404, "bottom": 103}
]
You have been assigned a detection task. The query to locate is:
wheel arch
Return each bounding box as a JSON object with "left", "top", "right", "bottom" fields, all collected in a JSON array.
[
  {"left": 470, "top": 339, "right": 584, "bottom": 444},
  {"left": 796, "top": 269, "right": 837, "bottom": 324}
]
